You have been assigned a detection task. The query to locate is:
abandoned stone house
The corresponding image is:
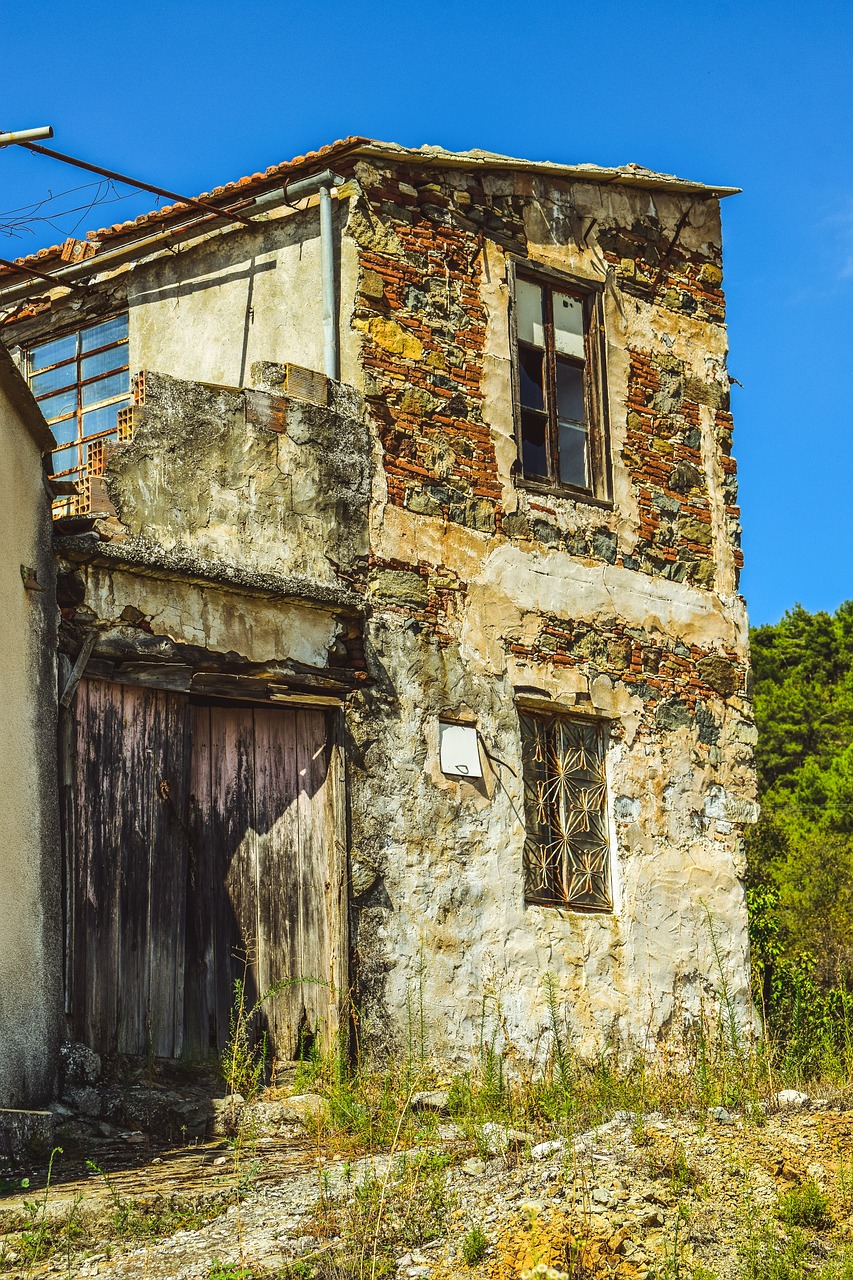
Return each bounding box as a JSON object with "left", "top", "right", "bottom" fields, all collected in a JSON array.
[{"left": 0, "top": 137, "right": 758, "bottom": 1095}]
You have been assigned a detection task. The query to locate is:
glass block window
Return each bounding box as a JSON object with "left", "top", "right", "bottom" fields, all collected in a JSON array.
[
  {"left": 27, "top": 315, "right": 131, "bottom": 485},
  {"left": 519, "top": 709, "right": 612, "bottom": 911}
]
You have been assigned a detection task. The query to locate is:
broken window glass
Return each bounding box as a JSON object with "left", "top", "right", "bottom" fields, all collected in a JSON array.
[
  {"left": 519, "top": 709, "right": 612, "bottom": 911},
  {"left": 27, "top": 314, "right": 132, "bottom": 494}
]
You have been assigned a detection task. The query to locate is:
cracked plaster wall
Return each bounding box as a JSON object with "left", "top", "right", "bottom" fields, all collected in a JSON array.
[
  {"left": 342, "top": 160, "right": 756, "bottom": 1060},
  {"left": 128, "top": 195, "right": 362, "bottom": 389},
  {"left": 105, "top": 371, "right": 370, "bottom": 592},
  {"left": 0, "top": 379, "right": 61, "bottom": 1105}
]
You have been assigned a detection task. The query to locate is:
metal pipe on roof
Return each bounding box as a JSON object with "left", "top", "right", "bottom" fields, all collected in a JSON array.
[
  {"left": 0, "top": 126, "right": 53, "bottom": 148},
  {"left": 0, "top": 254, "right": 79, "bottom": 292},
  {"left": 285, "top": 170, "right": 345, "bottom": 380},
  {"left": 15, "top": 141, "right": 259, "bottom": 228}
]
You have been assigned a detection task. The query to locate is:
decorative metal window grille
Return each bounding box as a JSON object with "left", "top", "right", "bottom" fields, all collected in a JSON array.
[
  {"left": 519, "top": 710, "right": 612, "bottom": 911},
  {"left": 26, "top": 315, "right": 132, "bottom": 487}
]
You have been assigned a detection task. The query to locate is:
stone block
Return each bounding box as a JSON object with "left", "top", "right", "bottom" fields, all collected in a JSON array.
[
  {"left": 593, "top": 530, "right": 618, "bottom": 563},
  {"left": 360, "top": 269, "right": 386, "bottom": 299},
  {"left": 698, "top": 262, "right": 723, "bottom": 287},
  {"left": 669, "top": 461, "right": 702, "bottom": 494},
  {"left": 502, "top": 512, "right": 530, "bottom": 539},
  {"left": 608, "top": 639, "right": 634, "bottom": 671},
  {"left": 480, "top": 1121, "right": 536, "bottom": 1155},
  {"left": 406, "top": 489, "right": 442, "bottom": 518},
  {"left": 60, "top": 1041, "right": 101, "bottom": 1087},
  {"left": 460, "top": 498, "right": 496, "bottom": 534},
  {"left": 0, "top": 1109, "right": 55, "bottom": 1155},
  {"left": 680, "top": 517, "right": 712, "bottom": 547},
  {"left": 282, "top": 1093, "right": 330, "bottom": 1127},
  {"left": 691, "top": 559, "right": 717, "bottom": 590},
  {"left": 698, "top": 654, "right": 740, "bottom": 698},
  {"left": 655, "top": 699, "right": 692, "bottom": 731},
  {"left": 371, "top": 570, "right": 428, "bottom": 607},
  {"left": 409, "top": 1090, "right": 450, "bottom": 1114},
  {"left": 531, "top": 519, "right": 562, "bottom": 546}
]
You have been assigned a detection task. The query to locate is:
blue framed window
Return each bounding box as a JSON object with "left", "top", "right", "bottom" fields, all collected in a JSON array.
[{"left": 27, "top": 315, "right": 131, "bottom": 486}]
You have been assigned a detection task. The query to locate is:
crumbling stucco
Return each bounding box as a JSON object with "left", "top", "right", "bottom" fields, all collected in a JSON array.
[{"left": 0, "top": 142, "right": 756, "bottom": 1067}]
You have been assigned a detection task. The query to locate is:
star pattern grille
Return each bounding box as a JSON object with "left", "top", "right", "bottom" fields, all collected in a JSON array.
[{"left": 519, "top": 711, "right": 611, "bottom": 911}]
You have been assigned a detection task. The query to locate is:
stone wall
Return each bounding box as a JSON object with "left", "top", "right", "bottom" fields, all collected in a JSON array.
[{"left": 338, "top": 157, "right": 755, "bottom": 1060}]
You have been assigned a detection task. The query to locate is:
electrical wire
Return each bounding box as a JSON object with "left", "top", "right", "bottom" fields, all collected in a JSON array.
[{"left": 0, "top": 178, "right": 161, "bottom": 242}]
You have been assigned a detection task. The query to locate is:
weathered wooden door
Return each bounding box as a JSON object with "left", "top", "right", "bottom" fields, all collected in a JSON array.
[
  {"left": 186, "top": 703, "right": 345, "bottom": 1058},
  {"left": 66, "top": 679, "right": 192, "bottom": 1057},
  {"left": 65, "top": 679, "right": 345, "bottom": 1060}
]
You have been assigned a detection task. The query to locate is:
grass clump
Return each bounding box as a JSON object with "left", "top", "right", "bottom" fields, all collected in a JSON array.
[
  {"left": 311, "top": 1149, "right": 454, "bottom": 1278},
  {"left": 776, "top": 1179, "right": 833, "bottom": 1230},
  {"left": 461, "top": 1223, "right": 488, "bottom": 1266},
  {"left": 740, "top": 1223, "right": 811, "bottom": 1280}
]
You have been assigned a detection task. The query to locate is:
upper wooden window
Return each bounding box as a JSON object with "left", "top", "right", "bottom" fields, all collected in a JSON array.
[{"left": 512, "top": 270, "right": 610, "bottom": 502}]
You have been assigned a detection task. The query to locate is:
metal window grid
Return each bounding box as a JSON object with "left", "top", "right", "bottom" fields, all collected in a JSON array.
[{"left": 519, "top": 710, "right": 612, "bottom": 912}]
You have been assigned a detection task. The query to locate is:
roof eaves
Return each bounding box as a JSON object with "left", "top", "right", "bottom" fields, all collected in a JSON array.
[
  {"left": 0, "top": 136, "right": 739, "bottom": 292},
  {"left": 350, "top": 141, "right": 741, "bottom": 197},
  {"left": 0, "top": 135, "right": 372, "bottom": 282}
]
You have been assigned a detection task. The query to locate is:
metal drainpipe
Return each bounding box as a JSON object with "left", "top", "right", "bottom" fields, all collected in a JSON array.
[{"left": 284, "top": 169, "right": 345, "bottom": 380}]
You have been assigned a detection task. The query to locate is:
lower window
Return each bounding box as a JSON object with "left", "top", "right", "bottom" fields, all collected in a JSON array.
[{"left": 519, "top": 709, "right": 612, "bottom": 911}]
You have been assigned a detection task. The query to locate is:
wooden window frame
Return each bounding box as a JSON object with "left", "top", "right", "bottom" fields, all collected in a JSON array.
[{"left": 509, "top": 261, "right": 612, "bottom": 506}]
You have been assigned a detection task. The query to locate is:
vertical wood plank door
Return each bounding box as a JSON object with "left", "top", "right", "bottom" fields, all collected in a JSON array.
[
  {"left": 68, "top": 679, "right": 191, "bottom": 1057},
  {"left": 67, "top": 682, "right": 345, "bottom": 1062},
  {"left": 187, "top": 703, "right": 345, "bottom": 1060}
]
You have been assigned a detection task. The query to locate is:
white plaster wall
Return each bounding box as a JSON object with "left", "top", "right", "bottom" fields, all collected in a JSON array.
[
  {"left": 128, "top": 193, "right": 361, "bottom": 390},
  {"left": 0, "top": 383, "right": 61, "bottom": 1105},
  {"left": 83, "top": 566, "right": 341, "bottom": 668}
]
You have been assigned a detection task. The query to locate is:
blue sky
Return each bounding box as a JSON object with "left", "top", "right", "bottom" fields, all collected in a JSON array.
[{"left": 1, "top": 0, "right": 850, "bottom": 626}]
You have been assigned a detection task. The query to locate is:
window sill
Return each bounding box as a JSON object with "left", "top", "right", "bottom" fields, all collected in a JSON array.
[
  {"left": 525, "top": 896, "right": 614, "bottom": 916},
  {"left": 516, "top": 476, "right": 614, "bottom": 511}
]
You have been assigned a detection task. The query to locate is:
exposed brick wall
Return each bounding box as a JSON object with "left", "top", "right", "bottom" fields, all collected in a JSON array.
[
  {"left": 622, "top": 350, "right": 718, "bottom": 590},
  {"left": 598, "top": 215, "right": 726, "bottom": 325},
  {"left": 351, "top": 168, "right": 501, "bottom": 537},
  {"left": 507, "top": 614, "right": 747, "bottom": 746},
  {"left": 349, "top": 162, "right": 741, "bottom": 595},
  {"left": 367, "top": 557, "right": 467, "bottom": 647}
]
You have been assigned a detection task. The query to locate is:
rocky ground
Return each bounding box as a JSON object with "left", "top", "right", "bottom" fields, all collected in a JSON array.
[{"left": 2, "top": 1072, "right": 853, "bottom": 1280}]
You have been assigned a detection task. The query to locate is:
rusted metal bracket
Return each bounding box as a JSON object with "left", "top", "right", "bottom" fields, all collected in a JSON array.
[{"left": 650, "top": 202, "right": 697, "bottom": 301}]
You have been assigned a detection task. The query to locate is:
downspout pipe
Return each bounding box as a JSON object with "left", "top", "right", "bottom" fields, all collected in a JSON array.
[{"left": 284, "top": 169, "right": 345, "bottom": 380}]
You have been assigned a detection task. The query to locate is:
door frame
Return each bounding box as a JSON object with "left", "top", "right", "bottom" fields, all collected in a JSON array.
[{"left": 59, "top": 674, "right": 350, "bottom": 1060}]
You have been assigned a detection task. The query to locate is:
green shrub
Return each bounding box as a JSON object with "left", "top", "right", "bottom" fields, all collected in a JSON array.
[
  {"left": 461, "top": 1224, "right": 488, "bottom": 1266},
  {"left": 776, "top": 1179, "right": 832, "bottom": 1229}
]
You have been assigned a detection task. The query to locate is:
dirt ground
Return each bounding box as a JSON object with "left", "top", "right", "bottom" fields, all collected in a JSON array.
[{"left": 3, "top": 1090, "right": 853, "bottom": 1279}]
